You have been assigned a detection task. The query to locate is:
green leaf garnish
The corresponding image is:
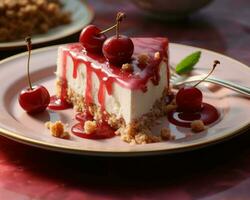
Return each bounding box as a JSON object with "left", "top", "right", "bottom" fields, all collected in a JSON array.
[{"left": 175, "top": 51, "right": 201, "bottom": 74}]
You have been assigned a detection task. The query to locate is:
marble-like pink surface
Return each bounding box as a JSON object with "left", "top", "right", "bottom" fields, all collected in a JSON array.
[
  {"left": 1, "top": 133, "right": 250, "bottom": 200},
  {"left": 0, "top": 0, "right": 250, "bottom": 199}
]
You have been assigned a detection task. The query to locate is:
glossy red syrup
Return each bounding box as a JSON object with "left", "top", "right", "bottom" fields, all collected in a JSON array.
[
  {"left": 49, "top": 51, "right": 73, "bottom": 110},
  {"left": 71, "top": 112, "right": 115, "bottom": 139},
  {"left": 58, "top": 38, "right": 169, "bottom": 110},
  {"left": 168, "top": 103, "right": 220, "bottom": 128},
  {"left": 48, "top": 95, "right": 72, "bottom": 110}
]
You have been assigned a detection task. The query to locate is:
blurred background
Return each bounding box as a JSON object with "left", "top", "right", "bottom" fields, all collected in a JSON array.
[{"left": 1, "top": 0, "right": 250, "bottom": 66}]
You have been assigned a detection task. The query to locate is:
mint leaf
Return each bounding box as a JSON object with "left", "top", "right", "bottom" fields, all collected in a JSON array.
[{"left": 175, "top": 51, "right": 201, "bottom": 74}]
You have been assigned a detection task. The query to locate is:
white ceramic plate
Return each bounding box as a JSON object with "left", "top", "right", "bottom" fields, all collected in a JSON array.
[
  {"left": 0, "top": 44, "right": 249, "bottom": 156},
  {"left": 0, "top": 0, "right": 94, "bottom": 50}
]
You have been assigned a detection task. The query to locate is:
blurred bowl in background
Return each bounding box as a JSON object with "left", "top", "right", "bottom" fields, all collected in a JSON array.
[{"left": 131, "top": 0, "right": 213, "bottom": 20}]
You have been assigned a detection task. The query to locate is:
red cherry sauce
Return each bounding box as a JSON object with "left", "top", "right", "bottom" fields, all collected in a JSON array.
[
  {"left": 48, "top": 52, "right": 72, "bottom": 110},
  {"left": 168, "top": 103, "right": 220, "bottom": 128},
  {"left": 71, "top": 112, "right": 115, "bottom": 139},
  {"left": 48, "top": 95, "right": 72, "bottom": 110},
  {"left": 58, "top": 37, "right": 169, "bottom": 111}
]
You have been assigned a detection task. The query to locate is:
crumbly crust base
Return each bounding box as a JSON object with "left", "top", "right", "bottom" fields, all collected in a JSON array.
[{"left": 56, "top": 79, "right": 175, "bottom": 144}]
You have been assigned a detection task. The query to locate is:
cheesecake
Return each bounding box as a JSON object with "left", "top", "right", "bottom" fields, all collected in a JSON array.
[{"left": 55, "top": 37, "right": 171, "bottom": 143}]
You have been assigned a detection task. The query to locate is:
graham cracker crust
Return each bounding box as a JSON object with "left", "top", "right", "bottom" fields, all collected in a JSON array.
[{"left": 56, "top": 79, "right": 175, "bottom": 144}]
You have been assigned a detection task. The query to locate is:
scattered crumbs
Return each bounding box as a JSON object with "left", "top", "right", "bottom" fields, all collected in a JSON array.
[{"left": 45, "top": 121, "right": 70, "bottom": 139}]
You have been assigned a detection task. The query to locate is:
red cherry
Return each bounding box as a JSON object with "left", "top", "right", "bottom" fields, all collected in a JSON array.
[
  {"left": 19, "top": 85, "right": 50, "bottom": 114},
  {"left": 18, "top": 37, "right": 50, "bottom": 114},
  {"left": 176, "top": 86, "right": 203, "bottom": 113},
  {"left": 175, "top": 60, "right": 221, "bottom": 113},
  {"left": 102, "top": 35, "right": 134, "bottom": 65},
  {"left": 79, "top": 25, "right": 107, "bottom": 54}
]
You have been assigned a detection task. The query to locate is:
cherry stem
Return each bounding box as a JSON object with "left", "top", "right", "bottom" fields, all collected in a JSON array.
[
  {"left": 99, "top": 24, "right": 117, "bottom": 35},
  {"left": 116, "top": 12, "right": 125, "bottom": 39},
  {"left": 25, "top": 36, "right": 33, "bottom": 90},
  {"left": 193, "top": 60, "right": 220, "bottom": 87},
  {"left": 99, "top": 12, "right": 126, "bottom": 36}
]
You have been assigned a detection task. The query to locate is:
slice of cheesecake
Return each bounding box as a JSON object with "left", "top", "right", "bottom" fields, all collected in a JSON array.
[{"left": 56, "top": 37, "right": 170, "bottom": 143}]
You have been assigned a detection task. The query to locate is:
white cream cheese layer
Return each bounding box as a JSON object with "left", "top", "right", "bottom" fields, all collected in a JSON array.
[{"left": 57, "top": 46, "right": 168, "bottom": 124}]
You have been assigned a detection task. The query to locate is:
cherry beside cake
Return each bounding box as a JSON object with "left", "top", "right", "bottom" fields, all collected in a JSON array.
[{"left": 168, "top": 60, "right": 221, "bottom": 132}]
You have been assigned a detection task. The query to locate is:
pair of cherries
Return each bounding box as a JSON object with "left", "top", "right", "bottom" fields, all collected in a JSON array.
[{"left": 79, "top": 12, "right": 134, "bottom": 66}]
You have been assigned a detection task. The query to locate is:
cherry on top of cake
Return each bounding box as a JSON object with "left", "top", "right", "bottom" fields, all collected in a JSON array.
[
  {"left": 63, "top": 37, "right": 168, "bottom": 92},
  {"left": 64, "top": 12, "right": 169, "bottom": 93}
]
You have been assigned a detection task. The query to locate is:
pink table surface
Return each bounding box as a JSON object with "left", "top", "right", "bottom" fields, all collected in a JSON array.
[{"left": 1, "top": 0, "right": 250, "bottom": 199}]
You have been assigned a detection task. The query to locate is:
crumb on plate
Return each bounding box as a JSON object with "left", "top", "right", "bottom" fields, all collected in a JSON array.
[
  {"left": 191, "top": 120, "right": 205, "bottom": 132},
  {"left": 84, "top": 120, "right": 97, "bottom": 134},
  {"left": 161, "top": 128, "right": 175, "bottom": 140},
  {"left": 154, "top": 51, "right": 161, "bottom": 60},
  {"left": 163, "top": 104, "right": 177, "bottom": 114},
  {"left": 121, "top": 63, "right": 133, "bottom": 72},
  {"left": 138, "top": 53, "right": 149, "bottom": 66},
  {"left": 45, "top": 121, "right": 70, "bottom": 139}
]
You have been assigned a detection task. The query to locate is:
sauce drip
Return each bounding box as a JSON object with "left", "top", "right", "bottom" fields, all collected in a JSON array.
[
  {"left": 49, "top": 51, "right": 73, "bottom": 110},
  {"left": 167, "top": 103, "right": 220, "bottom": 128},
  {"left": 59, "top": 38, "right": 169, "bottom": 111},
  {"left": 48, "top": 95, "right": 72, "bottom": 110},
  {"left": 71, "top": 112, "right": 115, "bottom": 139}
]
